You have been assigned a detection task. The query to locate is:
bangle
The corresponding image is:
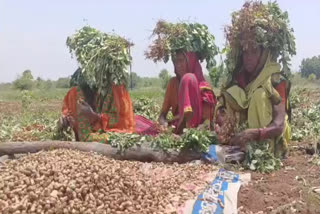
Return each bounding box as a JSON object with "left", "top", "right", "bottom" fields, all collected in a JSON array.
[
  {"left": 258, "top": 128, "right": 262, "bottom": 141},
  {"left": 258, "top": 128, "right": 266, "bottom": 141}
]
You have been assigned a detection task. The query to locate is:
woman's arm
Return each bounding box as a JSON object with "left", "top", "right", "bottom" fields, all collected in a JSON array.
[
  {"left": 158, "top": 78, "right": 176, "bottom": 127},
  {"left": 78, "top": 100, "right": 100, "bottom": 125},
  {"left": 230, "top": 101, "right": 286, "bottom": 147},
  {"left": 259, "top": 102, "right": 285, "bottom": 140}
]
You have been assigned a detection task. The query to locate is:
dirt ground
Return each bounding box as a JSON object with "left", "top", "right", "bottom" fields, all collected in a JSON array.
[
  {"left": 238, "top": 140, "right": 320, "bottom": 214},
  {"left": 237, "top": 87, "right": 320, "bottom": 213},
  {"left": 0, "top": 101, "right": 62, "bottom": 115}
]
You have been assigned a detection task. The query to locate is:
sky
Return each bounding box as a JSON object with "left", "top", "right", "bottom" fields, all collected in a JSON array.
[{"left": 1, "top": 0, "right": 320, "bottom": 83}]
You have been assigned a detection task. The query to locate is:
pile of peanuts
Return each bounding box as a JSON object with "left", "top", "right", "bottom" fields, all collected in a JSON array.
[
  {"left": 215, "top": 114, "right": 237, "bottom": 145},
  {"left": 0, "top": 149, "right": 217, "bottom": 214}
]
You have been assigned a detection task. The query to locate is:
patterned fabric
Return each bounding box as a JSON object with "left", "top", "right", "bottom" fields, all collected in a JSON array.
[
  {"left": 134, "top": 115, "right": 160, "bottom": 136},
  {"left": 62, "top": 85, "right": 135, "bottom": 143}
]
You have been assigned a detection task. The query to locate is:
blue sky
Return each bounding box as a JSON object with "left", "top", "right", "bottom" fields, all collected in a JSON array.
[{"left": 1, "top": 0, "right": 320, "bottom": 83}]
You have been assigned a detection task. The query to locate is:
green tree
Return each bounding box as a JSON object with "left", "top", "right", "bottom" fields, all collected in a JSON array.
[
  {"left": 129, "top": 72, "right": 141, "bottom": 89},
  {"left": 56, "top": 77, "right": 71, "bottom": 88},
  {"left": 308, "top": 73, "right": 316, "bottom": 81},
  {"left": 13, "top": 69, "right": 35, "bottom": 90},
  {"left": 158, "top": 69, "right": 171, "bottom": 89},
  {"left": 209, "top": 63, "right": 225, "bottom": 87},
  {"left": 143, "top": 80, "right": 152, "bottom": 87},
  {"left": 36, "top": 77, "right": 45, "bottom": 89},
  {"left": 22, "top": 70, "right": 34, "bottom": 79},
  {"left": 300, "top": 56, "right": 320, "bottom": 79},
  {"left": 44, "top": 80, "right": 53, "bottom": 89}
]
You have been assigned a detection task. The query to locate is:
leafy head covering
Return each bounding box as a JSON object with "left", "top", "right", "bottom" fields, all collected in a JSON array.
[
  {"left": 145, "top": 20, "right": 218, "bottom": 70},
  {"left": 224, "top": 1, "right": 296, "bottom": 76},
  {"left": 67, "top": 26, "right": 133, "bottom": 97}
]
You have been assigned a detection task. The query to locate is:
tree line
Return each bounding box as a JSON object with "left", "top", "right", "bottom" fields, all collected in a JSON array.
[
  {"left": 12, "top": 70, "right": 70, "bottom": 90},
  {"left": 9, "top": 69, "right": 168, "bottom": 91},
  {"left": 300, "top": 55, "right": 320, "bottom": 80},
  {"left": 6, "top": 54, "right": 320, "bottom": 91}
]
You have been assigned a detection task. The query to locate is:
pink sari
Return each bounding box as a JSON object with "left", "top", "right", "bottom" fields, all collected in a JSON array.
[
  {"left": 135, "top": 52, "right": 216, "bottom": 135},
  {"left": 135, "top": 115, "right": 159, "bottom": 136},
  {"left": 178, "top": 52, "right": 216, "bottom": 128}
]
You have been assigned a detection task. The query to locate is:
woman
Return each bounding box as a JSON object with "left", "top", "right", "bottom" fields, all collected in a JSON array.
[
  {"left": 158, "top": 51, "right": 217, "bottom": 134},
  {"left": 216, "top": 46, "right": 291, "bottom": 159},
  {"left": 60, "top": 69, "right": 135, "bottom": 143},
  {"left": 215, "top": 1, "right": 295, "bottom": 160}
]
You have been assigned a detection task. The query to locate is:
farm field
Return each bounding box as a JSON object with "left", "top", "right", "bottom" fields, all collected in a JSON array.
[
  {"left": 1, "top": 0, "right": 320, "bottom": 213},
  {"left": 0, "top": 82, "right": 319, "bottom": 213}
]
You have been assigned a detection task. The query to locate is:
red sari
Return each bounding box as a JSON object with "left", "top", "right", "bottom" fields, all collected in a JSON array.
[{"left": 161, "top": 52, "right": 217, "bottom": 128}]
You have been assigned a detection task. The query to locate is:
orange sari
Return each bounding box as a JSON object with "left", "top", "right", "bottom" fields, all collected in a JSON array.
[{"left": 62, "top": 85, "right": 135, "bottom": 143}]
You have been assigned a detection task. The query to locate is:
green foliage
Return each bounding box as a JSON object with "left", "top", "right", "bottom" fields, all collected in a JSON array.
[
  {"left": 129, "top": 87, "right": 164, "bottom": 105},
  {"left": 308, "top": 74, "right": 317, "bottom": 81},
  {"left": 146, "top": 20, "right": 218, "bottom": 69},
  {"left": 66, "top": 26, "right": 133, "bottom": 97},
  {"left": 143, "top": 81, "right": 152, "bottom": 87},
  {"left": 22, "top": 70, "right": 34, "bottom": 80},
  {"left": 13, "top": 78, "right": 34, "bottom": 91},
  {"left": 56, "top": 77, "right": 71, "bottom": 88},
  {"left": 209, "top": 54, "right": 226, "bottom": 87},
  {"left": 36, "top": 77, "right": 44, "bottom": 89},
  {"left": 0, "top": 88, "right": 68, "bottom": 102},
  {"left": 300, "top": 56, "right": 320, "bottom": 79},
  {"left": 0, "top": 109, "right": 59, "bottom": 142},
  {"left": 135, "top": 77, "right": 162, "bottom": 89},
  {"left": 108, "top": 127, "right": 217, "bottom": 153},
  {"left": 158, "top": 69, "right": 171, "bottom": 90},
  {"left": 132, "top": 97, "right": 160, "bottom": 121},
  {"left": 225, "top": 1, "right": 296, "bottom": 77},
  {"left": 35, "top": 78, "right": 54, "bottom": 90},
  {"left": 108, "top": 132, "right": 144, "bottom": 153},
  {"left": 13, "top": 70, "right": 35, "bottom": 91},
  {"left": 128, "top": 72, "right": 141, "bottom": 89},
  {"left": 290, "top": 88, "right": 320, "bottom": 141},
  {"left": 292, "top": 104, "right": 320, "bottom": 141},
  {"left": 150, "top": 133, "right": 180, "bottom": 152},
  {"left": 179, "top": 127, "right": 218, "bottom": 152},
  {"left": 245, "top": 142, "right": 281, "bottom": 173},
  {"left": 0, "top": 116, "right": 20, "bottom": 142},
  {"left": 158, "top": 69, "right": 170, "bottom": 80},
  {"left": 20, "top": 90, "right": 33, "bottom": 110},
  {"left": 290, "top": 73, "right": 320, "bottom": 89},
  {"left": 44, "top": 80, "right": 54, "bottom": 90}
]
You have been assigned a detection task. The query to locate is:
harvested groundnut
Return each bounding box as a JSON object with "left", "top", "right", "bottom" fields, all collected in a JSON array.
[{"left": 0, "top": 149, "right": 217, "bottom": 214}]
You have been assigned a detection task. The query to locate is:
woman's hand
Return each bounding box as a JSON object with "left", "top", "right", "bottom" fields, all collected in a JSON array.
[
  {"left": 229, "top": 129, "right": 259, "bottom": 148},
  {"left": 158, "top": 113, "right": 168, "bottom": 128},
  {"left": 77, "top": 100, "right": 100, "bottom": 125},
  {"left": 58, "top": 115, "right": 74, "bottom": 130},
  {"left": 78, "top": 99, "right": 94, "bottom": 115}
]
